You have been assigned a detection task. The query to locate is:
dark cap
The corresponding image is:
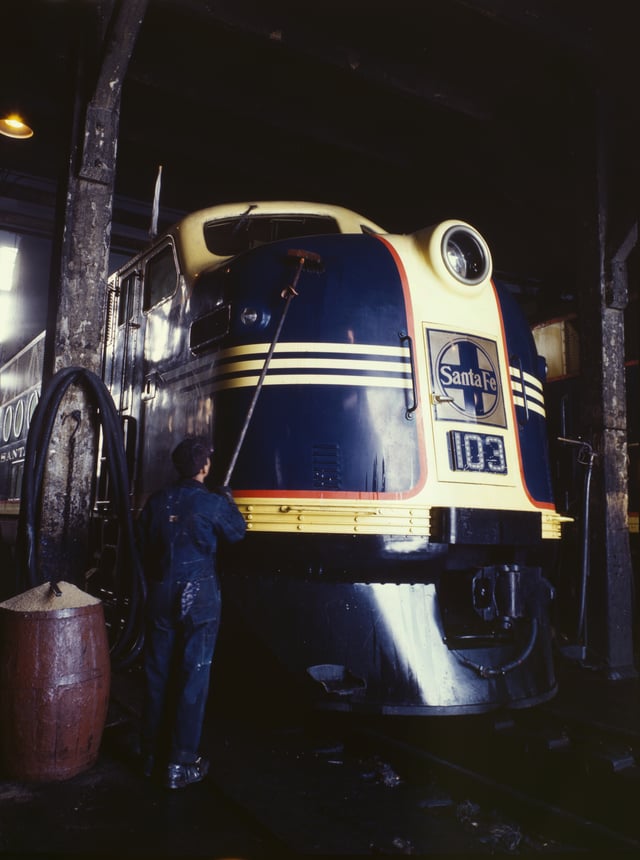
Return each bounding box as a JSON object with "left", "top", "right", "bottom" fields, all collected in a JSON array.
[{"left": 171, "top": 437, "right": 213, "bottom": 478}]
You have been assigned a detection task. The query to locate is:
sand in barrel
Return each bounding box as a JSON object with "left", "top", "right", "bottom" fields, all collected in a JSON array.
[{"left": 0, "top": 581, "right": 100, "bottom": 612}]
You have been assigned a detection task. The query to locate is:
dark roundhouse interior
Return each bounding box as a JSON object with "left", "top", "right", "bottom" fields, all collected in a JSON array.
[{"left": 0, "top": 1, "right": 639, "bottom": 857}]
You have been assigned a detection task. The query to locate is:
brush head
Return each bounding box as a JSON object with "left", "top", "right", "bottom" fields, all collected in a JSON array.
[{"left": 285, "top": 247, "right": 324, "bottom": 272}]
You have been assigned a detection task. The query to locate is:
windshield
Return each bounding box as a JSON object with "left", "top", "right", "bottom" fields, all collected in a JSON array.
[{"left": 203, "top": 214, "right": 341, "bottom": 256}]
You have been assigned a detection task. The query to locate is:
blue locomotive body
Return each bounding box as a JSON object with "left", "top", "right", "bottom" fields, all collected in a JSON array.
[
  {"left": 208, "top": 232, "right": 418, "bottom": 496},
  {"left": 192, "top": 224, "right": 561, "bottom": 713}
]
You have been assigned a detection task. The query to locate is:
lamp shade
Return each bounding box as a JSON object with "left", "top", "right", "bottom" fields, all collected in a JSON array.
[{"left": 0, "top": 115, "right": 34, "bottom": 139}]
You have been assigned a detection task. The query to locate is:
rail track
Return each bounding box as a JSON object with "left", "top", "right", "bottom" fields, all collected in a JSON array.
[
  {"left": 347, "top": 702, "right": 640, "bottom": 854},
  {"left": 0, "top": 660, "right": 624, "bottom": 856}
]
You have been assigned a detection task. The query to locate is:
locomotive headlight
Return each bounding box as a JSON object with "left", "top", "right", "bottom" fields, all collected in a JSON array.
[
  {"left": 240, "top": 306, "right": 271, "bottom": 329},
  {"left": 240, "top": 307, "right": 259, "bottom": 325},
  {"left": 441, "top": 226, "right": 491, "bottom": 285},
  {"left": 414, "top": 220, "right": 493, "bottom": 295}
]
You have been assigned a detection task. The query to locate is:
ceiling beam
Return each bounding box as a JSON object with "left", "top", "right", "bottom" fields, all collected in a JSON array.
[{"left": 154, "top": 0, "right": 494, "bottom": 120}]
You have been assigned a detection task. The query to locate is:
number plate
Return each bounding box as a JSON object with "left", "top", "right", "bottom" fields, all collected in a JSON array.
[{"left": 449, "top": 430, "right": 507, "bottom": 474}]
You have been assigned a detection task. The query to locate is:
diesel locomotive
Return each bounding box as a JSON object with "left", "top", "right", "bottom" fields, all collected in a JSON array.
[{"left": 1, "top": 201, "right": 568, "bottom": 714}]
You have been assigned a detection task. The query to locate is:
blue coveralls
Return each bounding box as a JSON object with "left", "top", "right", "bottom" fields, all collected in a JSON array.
[{"left": 137, "top": 479, "right": 246, "bottom": 765}]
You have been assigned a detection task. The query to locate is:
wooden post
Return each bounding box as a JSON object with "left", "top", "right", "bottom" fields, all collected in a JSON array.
[
  {"left": 578, "top": 88, "right": 636, "bottom": 679},
  {"left": 37, "top": 0, "right": 149, "bottom": 586}
]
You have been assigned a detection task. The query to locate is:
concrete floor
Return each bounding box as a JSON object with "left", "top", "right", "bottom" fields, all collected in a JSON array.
[
  {"left": 1, "top": 655, "right": 638, "bottom": 858},
  {"left": 0, "top": 673, "right": 287, "bottom": 859},
  {"left": 0, "top": 667, "right": 500, "bottom": 859}
]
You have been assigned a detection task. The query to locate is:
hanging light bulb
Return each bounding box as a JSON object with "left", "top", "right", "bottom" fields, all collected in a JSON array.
[{"left": 0, "top": 114, "right": 34, "bottom": 139}]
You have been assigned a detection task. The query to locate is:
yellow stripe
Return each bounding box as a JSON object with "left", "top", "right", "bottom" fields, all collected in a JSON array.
[
  {"left": 237, "top": 499, "right": 430, "bottom": 535},
  {"left": 217, "top": 356, "right": 410, "bottom": 375},
  {"left": 212, "top": 374, "right": 413, "bottom": 392},
  {"left": 172, "top": 341, "right": 412, "bottom": 392},
  {"left": 522, "top": 370, "right": 543, "bottom": 392},
  {"left": 512, "top": 395, "right": 546, "bottom": 418},
  {"left": 542, "top": 511, "right": 573, "bottom": 540},
  {"left": 509, "top": 366, "right": 543, "bottom": 393},
  {"left": 236, "top": 499, "right": 569, "bottom": 540},
  {"left": 218, "top": 341, "right": 410, "bottom": 359},
  {"left": 510, "top": 377, "right": 539, "bottom": 394},
  {"left": 510, "top": 378, "right": 545, "bottom": 405}
]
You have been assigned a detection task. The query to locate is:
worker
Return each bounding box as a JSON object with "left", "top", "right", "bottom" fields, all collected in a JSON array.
[{"left": 136, "top": 436, "right": 246, "bottom": 789}]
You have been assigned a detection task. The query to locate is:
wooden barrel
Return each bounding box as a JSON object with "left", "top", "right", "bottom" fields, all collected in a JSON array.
[{"left": 0, "top": 583, "right": 111, "bottom": 782}]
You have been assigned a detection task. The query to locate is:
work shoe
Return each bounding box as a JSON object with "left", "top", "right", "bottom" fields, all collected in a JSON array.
[{"left": 164, "top": 756, "right": 209, "bottom": 789}]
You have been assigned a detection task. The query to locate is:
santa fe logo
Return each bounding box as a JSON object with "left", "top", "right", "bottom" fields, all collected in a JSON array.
[{"left": 429, "top": 331, "right": 505, "bottom": 424}]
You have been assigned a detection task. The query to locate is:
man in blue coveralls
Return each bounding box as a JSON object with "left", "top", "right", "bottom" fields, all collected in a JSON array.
[{"left": 137, "top": 436, "right": 246, "bottom": 789}]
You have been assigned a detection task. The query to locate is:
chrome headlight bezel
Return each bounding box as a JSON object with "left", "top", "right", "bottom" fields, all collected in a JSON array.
[
  {"left": 240, "top": 306, "right": 271, "bottom": 329},
  {"left": 441, "top": 225, "right": 491, "bottom": 286}
]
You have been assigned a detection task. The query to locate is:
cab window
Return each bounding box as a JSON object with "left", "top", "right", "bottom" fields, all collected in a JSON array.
[
  {"left": 144, "top": 245, "right": 178, "bottom": 310},
  {"left": 203, "top": 215, "right": 339, "bottom": 256}
]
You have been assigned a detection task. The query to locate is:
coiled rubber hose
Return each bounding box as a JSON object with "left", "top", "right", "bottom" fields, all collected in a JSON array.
[{"left": 16, "top": 366, "right": 146, "bottom": 667}]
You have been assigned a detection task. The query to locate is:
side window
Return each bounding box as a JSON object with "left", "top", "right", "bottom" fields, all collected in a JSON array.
[
  {"left": 144, "top": 245, "right": 178, "bottom": 311},
  {"left": 117, "top": 272, "right": 138, "bottom": 326}
]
